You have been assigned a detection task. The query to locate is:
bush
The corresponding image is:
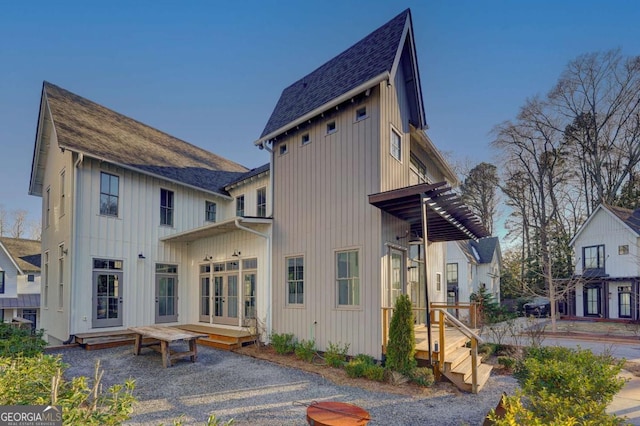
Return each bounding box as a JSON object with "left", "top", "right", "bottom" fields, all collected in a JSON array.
[
  {"left": 294, "top": 339, "right": 316, "bottom": 363},
  {"left": 493, "top": 346, "right": 627, "bottom": 424},
  {"left": 0, "top": 323, "right": 47, "bottom": 357},
  {"left": 385, "top": 294, "right": 416, "bottom": 374},
  {"left": 269, "top": 332, "right": 297, "bottom": 355},
  {"left": 344, "top": 354, "right": 376, "bottom": 378},
  {"left": 497, "top": 356, "right": 516, "bottom": 370},
  {"left": 0, "top": 355, "right": 136, "bottom": 425},
  {"left": 363, "top": 364, "right": 385, "bottom": 382},
  {"left": 409, "top": 367, "right": 435, "bottom": 387},
  {"left": 324, "top": 341, "right": 349, "bottom": 368}
]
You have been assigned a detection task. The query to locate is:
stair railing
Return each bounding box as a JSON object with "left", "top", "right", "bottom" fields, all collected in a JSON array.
[{"left": 430, "top": 307, "right": 484, "bottom": 394}]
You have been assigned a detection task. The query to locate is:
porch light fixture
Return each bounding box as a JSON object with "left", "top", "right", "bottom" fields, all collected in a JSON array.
[
  {"left": 232, "top": 250, "right": 241, "bottom": 257},
  {"left": 138, "top": 253, "right": 145, "bottom": 259},
  {"left": 203, "top": 255, "right": 213, "bottom": 261}
]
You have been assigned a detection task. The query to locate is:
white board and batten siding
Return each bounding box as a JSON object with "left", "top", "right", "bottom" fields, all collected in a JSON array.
[{"left": 271, "top": 86, "right": 383, "bottom": 357}]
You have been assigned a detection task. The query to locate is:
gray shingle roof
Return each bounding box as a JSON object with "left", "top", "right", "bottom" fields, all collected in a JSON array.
[
  {"left": 608, "top": 205, "right": 640, "bottom": 235},
  {"left": 43, "top": 82, "right": 249, "bottom": 195},
  {"left": 226, "top": 163, "right": 270, "bottom": 189},
  {"left": 458, "top": 237, "right": 499, "bottom": 265},
  {"left": 0, "top": 237, "right": 41, "bottom": 272},
  {"left": 260, "top": 9, "right": 411, "bottom": 138}
]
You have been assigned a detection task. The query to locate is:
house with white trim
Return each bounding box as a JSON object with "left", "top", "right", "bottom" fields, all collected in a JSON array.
[
  {"left": 0, "top": 237, "right": 41, "bottom": 329},
  {"left": 29, "top": 9, "right": 488, "bottom": 371},
  {"left": 567, "top": 204, "right": 640, "bottom": 321}
]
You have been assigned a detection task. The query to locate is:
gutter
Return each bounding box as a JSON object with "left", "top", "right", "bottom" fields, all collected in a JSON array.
[
  {"left": 234, "top": 219, "right": 272, "bottom": 340},
  {"left": 67, "top": 152, "right": 83, "bottom": 343}
]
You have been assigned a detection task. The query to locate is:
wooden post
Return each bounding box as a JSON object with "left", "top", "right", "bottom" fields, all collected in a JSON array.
[
  {"left": 133, "top": 333, "right": 142, "bottom": 355},
  {"left": 161, "top": 341, "right": 170, "bottom": 368},
  {"left": 438, "top": 311, "right": 445, "bottom": 372},
  {"left": 471, "top": 337, "right": 478, "bottom": 394}
]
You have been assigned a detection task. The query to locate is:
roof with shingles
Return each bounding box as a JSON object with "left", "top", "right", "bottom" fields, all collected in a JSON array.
[
  {"left": 43, "top": 82, "right": 249, "bottom": 195},
  {"left": 0, "top": 237, "right": 41, "bottom": 272},
  {"left": 225, "top": 163, "right": 270, "bottom": 189},
  {"left": 607, "top": 205, "right": 640, "bottom": 235},
  {"left": 260, "top": 9, "right": 411, "bottom": 138},
  {"left": 457, "top": 237, "right": 499, "bottom": 265}
]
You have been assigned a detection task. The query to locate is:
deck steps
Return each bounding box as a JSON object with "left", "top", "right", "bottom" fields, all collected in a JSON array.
[{"left": 73, "top": 324, "right": 257, "bottom": 351}]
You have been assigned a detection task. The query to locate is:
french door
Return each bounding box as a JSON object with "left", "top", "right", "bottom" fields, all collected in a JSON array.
[
  {"left": 156, "top": 264, "right": 178, "bottom": 323},
  {"left": 213, "top": 274, "right": 239, "bottom": 325},
  {"left": 92, "top": 265, "right": 123, "bottom": 328}
]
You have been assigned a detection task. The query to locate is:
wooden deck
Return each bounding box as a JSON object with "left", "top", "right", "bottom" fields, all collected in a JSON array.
[{"left": 73, "top": 324, "right": 256, "bottom": 351}]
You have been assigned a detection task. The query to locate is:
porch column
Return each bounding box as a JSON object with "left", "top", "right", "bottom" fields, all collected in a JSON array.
[{"left": 420, "top": 193, "right": 432, "bottom": 365}]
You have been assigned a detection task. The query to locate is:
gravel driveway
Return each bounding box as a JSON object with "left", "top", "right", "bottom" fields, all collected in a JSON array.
[{"left": 49, "top": 344, "right": 517, "bottom": 425}]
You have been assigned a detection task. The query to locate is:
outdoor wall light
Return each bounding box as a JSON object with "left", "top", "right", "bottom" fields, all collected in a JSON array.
[
  {"left": 232, "top": 250, "right": 241, "bottom": 257},
  {"left": 203, "top": 255, "right": 213, "bottom": 261},
  {"left": 138, "top": 253, "right": 146, "bottom": 259}
]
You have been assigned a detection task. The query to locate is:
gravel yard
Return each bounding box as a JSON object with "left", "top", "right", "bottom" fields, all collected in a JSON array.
[{"left": 49, "top": 344, "right": 517, "bottom": 425}]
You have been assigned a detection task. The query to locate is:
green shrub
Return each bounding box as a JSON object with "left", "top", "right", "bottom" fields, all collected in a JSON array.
[
  {"left": 0, "top": 355, "right": 136, "bottom": 425},
  {"left": 363, "top": 364, "right": 385, "bottom": 381},
  {"left": 385, "top": 294, "right": 416, "bottom": 374},
  {"left": 0, "top": 323, "right": 47, "bottom": 357},
  {"left": 324, "top": 341, "right": 349, "bottom": 368},
  {"left": 269, "top": 332, "right": 297, "bottom": 355},
  {"left": 497, "top": 356, "right": 516, "bottom": 370},
  {"left": 409, "top": 367, "right": 435, "bottom": 387},
  {"left": 344, "top": 354, "right": 375, "bottom": 378},
  {"left": 294, "top": 339, "right": 316, "bottom": 363}
]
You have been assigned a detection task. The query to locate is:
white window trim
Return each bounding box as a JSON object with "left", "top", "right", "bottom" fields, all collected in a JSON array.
[
  {"left": 301, "top": 133, "right": 311, "bottom": 146},
  {"left": 279, "top": 143, "right": 289, "bottom": 155},
  {"left": 285, "top": 254, "right": 305, "bottom": 308},
  {"left": 390, "top": 125, "right": 402, "bottom": 162},
  {"left": 334, "top": 246, "right": 362, "bottom": 310},
  {"left": 354, "top": 105, "right": 369, "bottom": 122},
  {"left": 326, "top": 121, "right": 337, "bottom": 136}
]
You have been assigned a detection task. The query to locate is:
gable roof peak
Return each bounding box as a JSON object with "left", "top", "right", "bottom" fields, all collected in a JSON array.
[{"left": 258, "top": 8, "right": 420, "bottom": 142}]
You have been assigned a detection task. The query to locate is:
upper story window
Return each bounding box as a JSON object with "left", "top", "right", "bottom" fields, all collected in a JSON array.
[
  {"left": 205, "top": 201, "right": 217, "bottom": 222},
  {"left": 436, "top": 272, "right": 442, "bottom": 291},
  {"left": 446, "top": 263, "right": 458, "bottom": 285},
  {"left": 390, "top": 127, "right": 402, "bottom": 161},
  {"left": 0, "top": 271, "right": 4, "bottom": 294},
  {"left": 160, "top": 188, "right": 174, "bottom": 226},
  {"left": 236, "top": 195, "right": 245, "bottom": 217},
  {"left": 410, "top": 153, "right": 428, "bottom": 184},
  {"left": 43, "top": 251, "right": 49, "bottom": 308},
  {"left": 256, "top": 187, "right": 267, "bottom": 217},
  {"left": 279, "top": 144, "right": 288, "bottom": 155},
  {"left": 336, "top": 249, "right": 359, "bottom": 306},
  {"left": 60, "top": 170, "right": 65, "bottom": 217},
  {"left": 301, "top": 133, "right": 310, "bottom": 145},
  {"left": 355, "top": 106, "right": 368, "bottom": 121},
  {"left": 27, "top": 274, "right": 35, "bottom": 282},
  {"left": 618, "top": 245, "right": 629, "bottom": 255},
  {"left": 100, "top": 172, "right": 119, "bottom": 216},
  {"left": 326, "top": 121, "right": 337, "bottom": 135},
  {"left": 583, "top": 244, "right": 605, "bottom": 270}
]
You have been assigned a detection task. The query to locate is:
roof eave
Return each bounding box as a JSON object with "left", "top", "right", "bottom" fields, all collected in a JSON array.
[
  {"left": 28, "top": 85, "right": 50, "bottom": 197},
  {"left": 0, "top": 241, "right": 24, "bottom": 275},
  {"left": 255, "top": 72, "right": 390, "bottom": 146},
  {"left": 224, "top": 170, "right": 270, "bottom": 192},
  {"left": 63, "top": 148, "right": 234, "bottom": 201}
]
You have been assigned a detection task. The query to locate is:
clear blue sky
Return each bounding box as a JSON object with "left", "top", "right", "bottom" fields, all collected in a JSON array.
[{"left": 2, "top": 1, "right": 639, "bottom": 229}]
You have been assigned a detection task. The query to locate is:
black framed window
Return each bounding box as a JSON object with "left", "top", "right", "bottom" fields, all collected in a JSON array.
[
  {"left": 0, "top": 271, "right": 4, "bottom": 294},
  {"left": 583, "top": 245, "right": 605, "bottom": 271},
  {"left": 236, "top": 195, "right": 245, "bottom": 217},
  {"left": 257, "top": 188, "right": 267, "bottom": 217},
  {"left": 446, "top": 263, "right": 458, "bottom": 285},
  {"left": 100, "top": 172, "right": 119, "bottom": 216},
  {"left": 160, "top": 189, "right": 174, "bottom": 226},
  {"left": 205, "top": 201, "right": 217, "bottom": 222}
]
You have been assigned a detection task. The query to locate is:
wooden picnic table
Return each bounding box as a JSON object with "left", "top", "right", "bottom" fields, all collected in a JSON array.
[{"left": 128, "top": 326, "right": 208, "bottom": 368}]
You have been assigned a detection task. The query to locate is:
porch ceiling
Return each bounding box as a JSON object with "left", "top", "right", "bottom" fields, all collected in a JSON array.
[
  {"left": 368, "top": 182, "right": 489, "bottom": 242},
  {"left": 160, "top": 217, "right": 272, "bottom": 243}
]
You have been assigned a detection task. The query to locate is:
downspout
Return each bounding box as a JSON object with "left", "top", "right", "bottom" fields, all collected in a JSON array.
[
  {"left": 234, "top": 219, "right": 271, "bottom": 340},
  {"left": 420, "top": 193, "right": 432, "bottom": 365},
  {"left": 64, "top": 152, "right": 83, "bottom": 344}
]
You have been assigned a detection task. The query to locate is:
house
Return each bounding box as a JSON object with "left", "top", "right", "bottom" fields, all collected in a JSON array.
[
  {"left": 29, "top": 9, "right": 488, "bottom": 365},
  {"left": 567, "top": 204, "right": 640, "bottom": 321},
  {"left": 446, "top": 237, "right": 502, "bottom": 309},
  {"left": 29, "top": 81, "right": 272, "bottom": 345},
  {"left": 0, "top": 237, "right": 41, "bottom": 329},
  {"left": 254, "top": 8, "right": 487, "bottom": 358}
]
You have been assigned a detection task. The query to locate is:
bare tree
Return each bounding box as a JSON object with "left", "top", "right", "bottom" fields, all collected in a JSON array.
[
  {"left": 460, "top": 162, "right": 499, "bottom": 235},
  {"left": 550, "top": 49, "right": 640, "bottom": 214},
  {"left": 28, "top": 221, "right": 42, "bottom": 241},
  {"left": 10, "top": 209, "right": 28, "bottom": 239}
]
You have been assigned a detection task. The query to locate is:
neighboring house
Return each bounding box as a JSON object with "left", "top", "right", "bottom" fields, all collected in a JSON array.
[
  {"left": 254, "top": 8, "right": 487, "bottom": 357},
  {"left": 446, "top": 237, "right": 501, "bottom": 310},
  {"left": 29, "top": 9, "right": 487, "bottom": 358},
  {"left": 0, "top": 237, "right": 41, "bottom": 329},
  {"left": 567, "top": 204, "right": 640, "bottom": 321}
]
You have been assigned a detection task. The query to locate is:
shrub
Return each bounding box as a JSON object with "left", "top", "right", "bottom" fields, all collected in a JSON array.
[
  {"left": 269, "top": 332, "right": 297, "bottom": 355},
  {"left": 0, "top": 355, "right": 136, "bottom": 425},
  {"left": 385, "top": 294, "right": 416, "bottom": 374},
  {"left": 409, "top": 367, "right": 435, "bottom": 387},
  {"left": 294, "top": 339, "right": 316, "bottom": 363},
  {"left": 0, "top": 323, "right": 47, "bottom": 357},
  {"left": 497, "top": 356, "right": 516, "bottom": 370},
  {"left": 324, "top": 341, "right": 349, "bottom": 368},
  {"left": 363, "top": 364, "right": 385, "bottom": 381},
  {"left": 344, "top": 354, "right": 376, "bottom": 378}
]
